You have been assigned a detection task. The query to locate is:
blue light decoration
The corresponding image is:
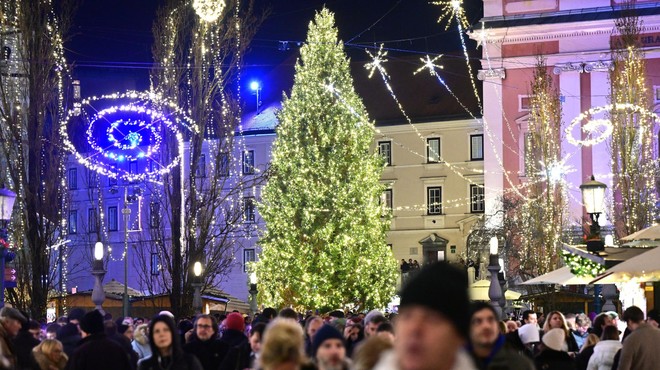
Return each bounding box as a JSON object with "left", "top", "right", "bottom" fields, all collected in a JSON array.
[{"left": 61, "top": 91, "right": 197, "bottom": 182}]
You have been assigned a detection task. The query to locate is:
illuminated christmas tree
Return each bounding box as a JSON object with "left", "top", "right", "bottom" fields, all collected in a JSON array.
[
  {"left": 256, "top": 8, "right": 397, "bottom": 311},
  {"left": 514, "top": 58, "right": 568, "bottom": 279},
  {"left": 608, "top": 7, "right": 657, "bottom": 238}
]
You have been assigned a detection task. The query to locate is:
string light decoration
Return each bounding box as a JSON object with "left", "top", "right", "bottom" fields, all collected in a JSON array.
[
  {"left": 608, "top": 9, "right": 658, "bottom": 239},
  {"left": 561, "top": 250, "right": 605, "bottom": 277},
  {"left": 60, "top": 91, "right": 192, "bottom": 182},
  {"left": 256, "top": 8, "right": 398, "bottom": 312},
  {"left": 514, "top": 58, "right": 568, "bottom": 278},
  {"left": 431, "top": 0, "right": 469, "bottom": 30},
  {"left": 193, "top": 0, "right": 227, "bottom": 23},
  {"left": 565, "top": 104, "right": 658, "bottom": 147}
]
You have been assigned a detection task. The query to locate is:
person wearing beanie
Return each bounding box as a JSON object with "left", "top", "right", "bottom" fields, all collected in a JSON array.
[
  {"left": 374, "top": 261, "right": 476, "bottom": 370},
  {"left": 466, "top": 302, "right": 534, "bottom": 370},
  {"left": 312, "top": 325, "right": 350, "bottom": 370},
  {"left": 220, "top": 312, "right": 248, "bottom": 349},
  {"left": 363, "top": 310, "right": 385, "bottom": 338},
  {"left": 184, "top": 315, "right": 228, "bottom": 370},
  {"left": 534, "top": 328, "right": 575, "bottom": 370},
  {"left": 67, "top": 308, "right": 85, "bottom": 325},
  {"left": 69, "top": 310, "right": 132, "bottom": 370}
]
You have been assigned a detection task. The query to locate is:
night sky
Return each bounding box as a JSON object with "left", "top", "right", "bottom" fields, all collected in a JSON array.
[{"left": 67, "top": 0, "right": 483, "bottom": 114}]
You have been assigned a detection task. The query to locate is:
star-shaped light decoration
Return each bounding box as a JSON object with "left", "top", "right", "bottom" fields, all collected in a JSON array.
[
  {"left": 193, "top": 0, "right": 227, "bottom": 23},
  {"left": 414, "top": 54, "right": 444, "bottom": 76},
  {"left": 365, "top": 44, "right": 389, "bottom": 79},
  {"left": 432, "top": 0, "right": 470, "bottom": 31},
  {"left": 538, "top": 158, "right": 575, "bottom": 187}
]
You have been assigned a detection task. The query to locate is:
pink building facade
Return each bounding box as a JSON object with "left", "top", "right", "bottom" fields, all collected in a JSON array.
[{"left": 475, "top": 0, "right": 660, "bottom": 228}]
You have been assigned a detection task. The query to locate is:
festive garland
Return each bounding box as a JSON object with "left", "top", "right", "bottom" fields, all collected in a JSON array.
[{"left": 561, "top": 250, "right": 605, "bottom": 277}]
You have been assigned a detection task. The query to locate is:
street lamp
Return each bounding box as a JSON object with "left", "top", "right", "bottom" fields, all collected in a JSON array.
[
  {"left": 192, "top": 261, "right": 203, "bottom": 314},
  {"left": 250, "top": 80, "right": 262, "bottom": 114},
  {"left": 91, "top": 242, "right": 106, "bottom": 314},
  {"left": 0, "top": 186, "right": 16, "bottom": 308},
  {"left": 249, "top": 271, "right": 258, "bottom": 316},
  {"left": 487, "top": 236, "right": 503, "bottom": 318},
  {"left": 122, "top": 192, "right": 131, "bottom": 318},
  {"left": 580, "top": 175, "right": 607, "bottom": 253}
]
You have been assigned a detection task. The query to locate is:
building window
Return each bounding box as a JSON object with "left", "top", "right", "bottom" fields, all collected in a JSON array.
[
  {"left": 108, "top": 206, "right": 118, "bottom": 231},
  {"left": 378, "top": 141, "right": 392, "bottom": 166},
  {"left": 108, "top": 175, "right": 117, "bottom": 187},
  {"left": 68, "top": 168, "right": 78, "bottom": 189},
  {"left": 427, "top": 138, "right": 440, "bottom": 163},
  {"left": 151, "top": 253, "right": 161, "bottom": 276},
  {"left": 196, "top": 154, "right": 206, "bottom": 178},
  {"left": 243, "top": 248, "right": 256, "bottom": 272},
  {"left": 409, "top": 247, "right": 418, "bottom": 255},
  {"left": 129, "top": 160, "right": 138, "bottom": 175},
  {"left": 381, "top": 189, "right": 393, "bottom": 212},
  {"left": 470, "top": 185, "right": 485, "bottom": 213},
  {"left": 243, "top": 197, "right": 255, "bottom": 223},
  {"left": 68, "top": 211, "right": 77, "bottom": 234},
  {"left": 88, "top": 171, "right": 98, "bottom": 188},
  {"left": 88, "top": 209, "right": 97, "bottom": 233},
  {"left": 218, "top": 152, "right": 230, "bottom": 177},
  {"left": 150, "top": 202, "right": 160, "bottom": 229},
  {"left": 470, "top": 134, "right": 484, "bottom": 160},
  {"left": 427, "top": 186, "right": 442, "bottom": 215},
  {"left": 242, "top": 150, "right": 255, "bottom": 174}
]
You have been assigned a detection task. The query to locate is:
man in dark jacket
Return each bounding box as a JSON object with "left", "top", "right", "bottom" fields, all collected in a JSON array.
[
  {"left": 56, "top": 323, "right": 81, "bottom": 358},
  {"left": 467, "top": 302, "right": 535, "bottom": 370},
  {"left": 67, "top": 310, "right": 131, "bottom": 370},
  {"left": 220, "top": 313, "right": 247, "bottom": 349},
  {"left": 184, "top": 315, "right": 228, "bottom": 370},
  {"left": 0, "top": 307, "right": 27, "bottom": 369},
  {"left": 13, "top": 319, "right": 40, "bottom": 370},
  {"left": 219, "top": 322, "right": 265, "bottom": 370}
]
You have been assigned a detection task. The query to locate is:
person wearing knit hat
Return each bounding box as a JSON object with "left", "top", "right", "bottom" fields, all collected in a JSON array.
[
  {"left": 312, "top": 325, "right": 350, "bottom": 370},
  {"left": 220, "top": 312, "right": 248, "bottom": 349},
  {"left": 534, "top": 328, "right": 574, "bottom": 370},
  {"left": 374, "top": 261, "right": 476, "bottom": 370},
  {"left": 69, "top": 310, "right": 132, "bottom": 370}
]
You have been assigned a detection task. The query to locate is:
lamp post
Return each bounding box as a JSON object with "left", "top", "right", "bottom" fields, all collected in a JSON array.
[
  {"left": 487, "top": 236, "right": 503, "bottom": 318},
  {"left": 192, "top": 261, "right": 203, "bottom": 314},
  {"left": 91, "top": 242, "right": 106, "bottom": 314},
  {"left": 249, "top": 271, "right": 258, "bottom": 316},
  {"left": 0, "top": 186, "right": 16, "bottom": 308},
  {"left": 250, "top": 81, "right": 262, "bottom": 114},
  {"left": 122, "top": 203, "right": 131, "bottom": 318},
  {"left": 580, "top": 175, "right": 607, "bottom": 253}
]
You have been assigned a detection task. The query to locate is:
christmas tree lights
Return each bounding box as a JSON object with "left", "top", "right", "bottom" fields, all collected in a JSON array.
[{"left": 256, "top": 8, "right": 398, "bottom": 311}]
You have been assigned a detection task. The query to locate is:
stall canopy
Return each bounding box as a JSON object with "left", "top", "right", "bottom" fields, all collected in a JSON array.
[
  {"left": 590, "top": 246, "right": 660, "bottom": 284},
  {"left": 469, "top": 280, "right": 522, "bottom": 301},
  {"left": 520, "top": 266, "right": 594, "bottom": 285}
]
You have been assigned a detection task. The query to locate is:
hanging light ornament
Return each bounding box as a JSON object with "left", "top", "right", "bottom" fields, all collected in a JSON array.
[
  {"left": 193, "top": 0, "right": 227, "bottom": 23},
  {"left": 60, "top": 90, "right": 196, "bottom": 182}
]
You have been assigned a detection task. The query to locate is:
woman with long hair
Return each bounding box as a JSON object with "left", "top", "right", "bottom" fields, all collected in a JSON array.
[
  {"left": 542, "top": 311, "right": 580, "bottom": 353},
  {"left": 138, "top": 315, "right": 202, "bottom": 370},
  {"left": 32, "top": 339, "right": 68, "bottom": 370}
]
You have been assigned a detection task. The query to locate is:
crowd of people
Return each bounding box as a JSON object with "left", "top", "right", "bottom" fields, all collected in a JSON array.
[{"left": 0, "top": 262, "right": 658, "bottom": 370}]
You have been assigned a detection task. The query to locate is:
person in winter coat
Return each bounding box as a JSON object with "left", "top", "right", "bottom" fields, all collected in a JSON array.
[
  {"left": 68, "top": 310, "right": 132, "bottom": 370},
  {"left": 138, "top": 315, "right": 202, "bottom": 370},
  {"left": 587, "top": 326, "right": 622, "bottom": 370},
  {"left": 183, "top": 315, "right": 227, "bottom": 370},
  {"left": 467, "top": 302, "right": 535, "bottom": 370},
  {"left": 55, "top": 323, "right": 80, "bottom": 359},
  {"left": 132, "top": 324, "right": 152, "bottom": 361},
  {"left": 542, "top": 311, "right": 580, "bottom": 354},
  {"left": 31, "top": 339, "right": 68, "bottom": 370},
  {"left": 534, "top": 328, "right": 577, "bottom": 370},
  {"left": 575, "top": 334, "right": 599, "bottom": 370}
]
